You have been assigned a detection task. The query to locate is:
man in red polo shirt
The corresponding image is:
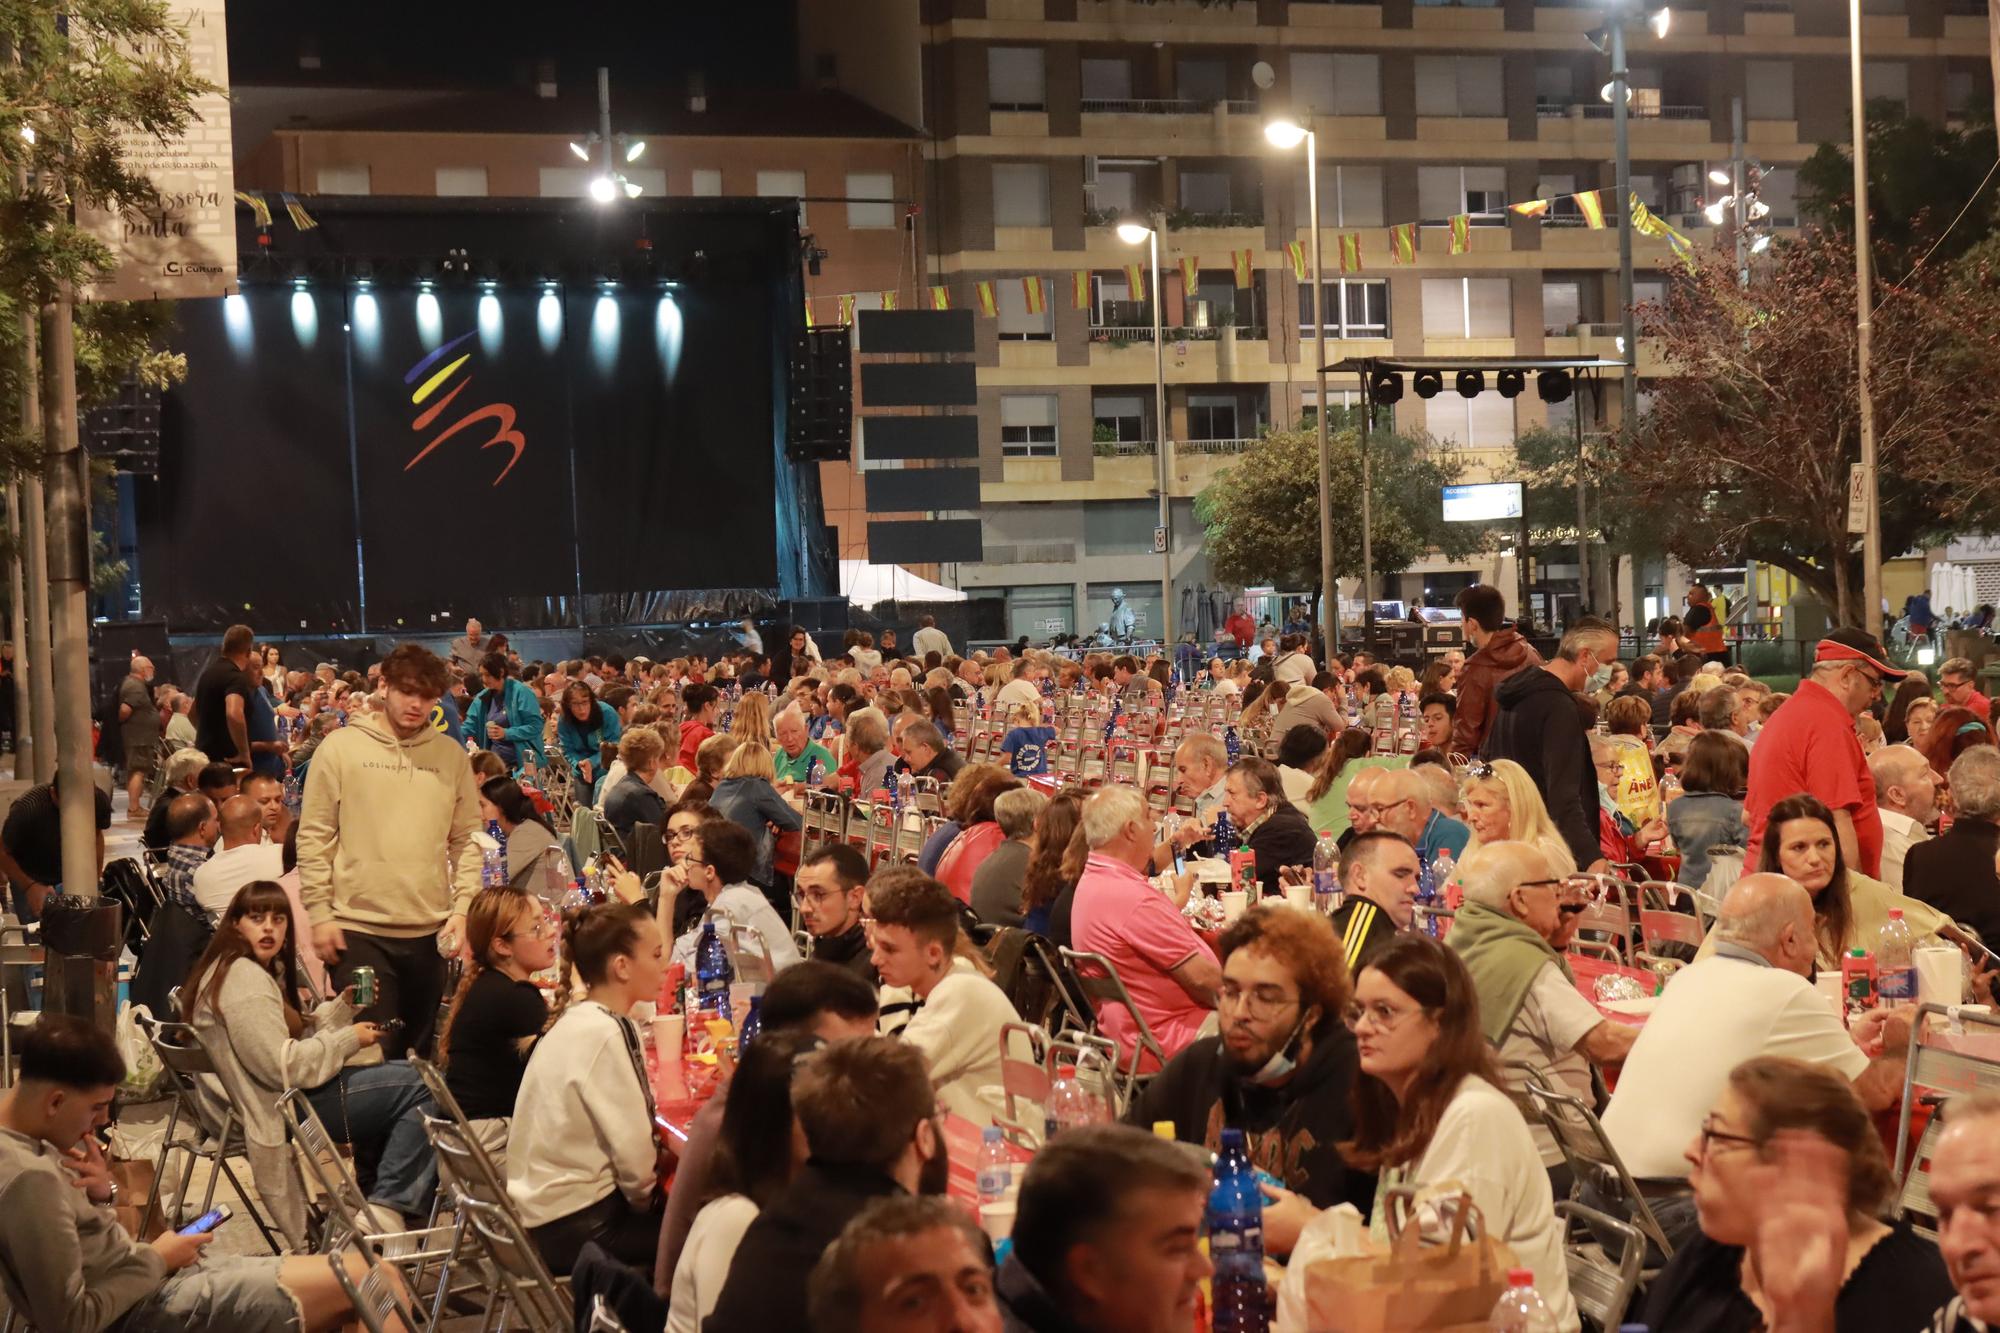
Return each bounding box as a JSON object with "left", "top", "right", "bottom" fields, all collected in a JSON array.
[
  {"left": 1940, "top": 657, "right": 1992, "bottom": 723},
  {"left": 1224, "top": 599, "right": 1256, "bottom": 653},
  {"left": 1744, "top": 628, "right": 1905, "bottom": 877}
]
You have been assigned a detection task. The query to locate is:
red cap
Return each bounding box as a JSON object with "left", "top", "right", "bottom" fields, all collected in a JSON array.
[{"left": 1813, "top": 634, "right": 1908, "bottom": 681}]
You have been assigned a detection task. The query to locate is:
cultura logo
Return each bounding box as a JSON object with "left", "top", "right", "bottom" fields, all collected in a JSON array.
[{"left": 403, "top": 329, "right": 526, "bottom": 484}]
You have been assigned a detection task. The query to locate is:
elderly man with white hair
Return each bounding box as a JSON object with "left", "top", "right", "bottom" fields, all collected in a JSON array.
[
  {"left": 772, "top": 705, "right": 834, "bottom": 788},
  {"left": 1446, "top": 841, "right": 1637, "bottom": 1183},
  {"left": 1869, "top": 743, "right": 1938, "bottom": 891},
  {"left": 843, "top": 707, "right": 894, "bottom": 797},
  {"left": 1904, "top": 745, "right": 2000, "bottom": 948}
]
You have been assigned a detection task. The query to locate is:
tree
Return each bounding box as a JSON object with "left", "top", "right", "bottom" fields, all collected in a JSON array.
[
  {"left": 1615, "top": 231, "right": 2000, "bottom": 622},
  {"left": 1797, "top": 102, "right": 1997, "bottom": 269},
  {"left": 1195, "top": 420, "right": 1486, "bottom": 594}
]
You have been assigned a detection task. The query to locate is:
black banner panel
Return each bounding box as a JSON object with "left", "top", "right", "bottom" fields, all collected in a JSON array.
[
  {"left": 570, "top": 285, "right": 778, "bottom": 596},
  {"left": 865, "top": 467, "right": 981, "bottom": 513},
  {"left": 868, "top": 519, "right": 983, "bottom": 565},
  {"left": 349, "top": 288, "right": 578, "bottom": 626},
  {"left": 860, "top": 362, "right": 978, "bottom": 408},
  {"left": 152, "top": 290, "right": 360, "bottom": 630},
  {"left": 858, "top": 309, "right": 976, "bottom": 354},
  {"left": 861, "top": 415, "right": 978, "bottom": 460}
]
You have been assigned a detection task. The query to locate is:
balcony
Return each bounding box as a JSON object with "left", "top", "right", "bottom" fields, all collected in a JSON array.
[
  {"left": 1087, "top": 322, "right": 1266, "bottom": 344},
  {"left": 1078, "top": 97, "right": 1256, "bottom": 115},
  {"left": 1179, "top": 437, "right": 1258, "bottom": 455},
  {"left": 981, "top": 541, "right": 1080, "bottom": 565}
]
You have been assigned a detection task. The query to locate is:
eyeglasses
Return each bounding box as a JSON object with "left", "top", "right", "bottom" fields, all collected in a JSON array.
[
  {"left": 1515, "top": 877, "right": 1564, "bottom": 893},
  {"left": 1217, "top": 983, "right": 1301, "bottom": 1020},
  {"left": 1697, "top": 1115, "right": 1760, "bottom": 1159},
  {"left": 792, "top": 887, "right": 848, "bottom": 907},
  {"left": 1465, "top": 760, "right": 1497, "bottom": 780},
  {"left": 666, "top": 826, "right": 701, "bottom": 842},
  {"left": 510, "top": 914, "right": 557, "bottom": 941},
  {"left": 683, "top": 857, "right": 710, "bottom": 870},
  {"left": 1342, "top": 1000, "right": 1430, "bottom": 1033}
]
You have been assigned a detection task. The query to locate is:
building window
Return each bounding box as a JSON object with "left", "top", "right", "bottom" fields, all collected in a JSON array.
[
  {"left": 993, "top": 163, "right": 1051, "bottom": 227},
  {"left": 1542, "top": 279, "right": 1583, "bottom": 333},
  {"left": 1188, "top": 395, "right": 1240, "bottom": 440},
  {"left": 1862, "top": 60, "right": 1909, "bottom": 108},
  {"left": 1178, "top": 169, "right": 1233, "bottom": 214},
  {"left": 1417, "top": 165, "right": 1508, "bottom": 224},
  {"left": 1421, "top": 277, "right": 1513, "bottom": 338},
  {"left": 1536, "top": 65, "right": 1575, "bottom": 113},
  {"left": 846, "top": 172, "right": 895, "bottom": 228},
  {"left": 1424, "top": 390, "right": 1517, "bottom": 448},
  {"left": 1092, "top": 274, "right": 1144, "bottom": 328},
  {"left": 1289, "top": 53, "right": 1381, "bottom": 115},
  {"left": 1081, "top": 58, "right": 1132, "bottom": 103},
  {"left": 1176, "top": 57, "right": 1228, "bottom": 103},
  {"left": 1298, "top": 279, "right": 1390, "bottom": 337},
  {"left": 1189, "top": 274, "right": 1242, "bottom": 329},
  {"left": 988, "top": 47, "right": 1047, "bottom": 111},
  {"left": 1330, "top": 164, "right": 1386, "bottom": 227},
  {"left": 1414, "top": 56, "right": 1505, "bottom": 118},
  {"left": 997, "top": 276, "right": 1053, "bottom": 340},
  {"left": 756, "top": 169, "right": 808, "bottom": 224},
  {"left": 1536, "top": 172, "right": 1587, "bottom": 224},
  {"left": 1093, "top": 394, "right": 1149, "bottom": 444},
  {"left": 434, "top": 166, "right": 487, "bottom": 197},
  {"left": 690, "top": 168, "right": 722, "bottom": 197},
  {"left": 1001, "top": 394, "right": 1059, "bottom": 458},
  {"left": 316, "top": 165, "right": 371, "bottom": 195},
  {"left": 1745, "top": 61, "right": 1794, "bottom": 120},
  {"left": 1759, "top": 166, "right": 1798, "bottom": 226}
]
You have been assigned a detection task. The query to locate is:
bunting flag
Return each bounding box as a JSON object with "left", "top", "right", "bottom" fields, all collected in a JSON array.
[
  {"left": 280, "top": 193, "right": 317, "bottom": 231},
  {"left": 879, "top": 290, "right": 899, "bottom": 311},
  {"left": 1509, "top": 198, "right": 1551, "bottom": 218},
  {"left": 1123, "top": 262, "right": 1146, "bottom": 297},
  {"left": 1022, "top": 276, "right": 1047, "bottom": 314},
  {"left": 1391, "top": 223, "right": 1417, "bottom": 265},
  {"left": 974, "top": 280, "right": 998, "bottom": 317},
  {"left": 838, "top": 294, "right": 856, "bottom": 326},
  {"left": 1179, "top": 254, "right": 1199, "bottom": 293},
  {"left": 1232, "top": 248, "right": 1254, "bottom": 288},
  {"left": 1071, "top": 270, "right": 1091, "bottom": 310},
  {"left": 1576, "top": 190, "right": 1608, "bottom": 230},
  {"left": 1631, "top": 194, "right": 1698, "bottom": 273},
  {"left": 234, "top": 190, "right": 273, "bottom": 229},
  {"left": 1449, "top": 214, "right": 1471, "bottom": 255},
  {"left": 1286, "top": 240, "right": 1309, "bottom": 280},
  {"left": 928, "top": 285, "right": 950, "bottom": 311},
  {"left": 804, "top": 299, "right": 815, "bottom": 330},
  {"left": 1338, "top": 233, "right": 1362, "bottom": 275}
]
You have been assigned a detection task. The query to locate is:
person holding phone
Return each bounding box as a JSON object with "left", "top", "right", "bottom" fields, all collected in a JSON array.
[
  {"left": 0, "top": 1014, "right": 401, "bottom": 1332},
  {"left": 184, "top": 880, "right": 437, "bottom": 1246}
]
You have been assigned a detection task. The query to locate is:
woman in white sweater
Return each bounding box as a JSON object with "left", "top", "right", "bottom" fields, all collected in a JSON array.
[
  {"left": 506, "top": 900, "right": 669, "bottom": 1276},
  {"left": 1340, "top": 933, "right": 1579, "bottom": 1332},
  {"left": 183, "top": 880, "right": 434, "bottom": 1247},
  {"left": 666, "top": 1027, "right": 818, "bottom": 1333}
]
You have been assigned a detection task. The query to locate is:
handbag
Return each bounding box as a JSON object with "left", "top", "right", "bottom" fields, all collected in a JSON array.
[{"left": 1296, "top": 1185, "right": 1516, "bottom": 1332}]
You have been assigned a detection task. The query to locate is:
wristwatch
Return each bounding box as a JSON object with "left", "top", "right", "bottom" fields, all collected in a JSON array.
[{"left": 90, "top": 1179, "right": 118, "bottom": 1207}]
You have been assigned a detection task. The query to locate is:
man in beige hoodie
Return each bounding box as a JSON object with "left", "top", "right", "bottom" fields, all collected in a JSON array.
[{"left": 297, "top": 642, "right": 480, "bottom": 1058}]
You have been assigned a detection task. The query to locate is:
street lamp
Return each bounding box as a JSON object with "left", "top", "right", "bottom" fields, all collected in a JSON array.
[
  {"left": 570, "top": 68, "right": 649, "bottom": 204},
  {"left": 1265, "top": 113, "right": 1341, "bottom": 657},
  {"left": 1118, "top": 215, "right": 1175, "bottom": 651}
]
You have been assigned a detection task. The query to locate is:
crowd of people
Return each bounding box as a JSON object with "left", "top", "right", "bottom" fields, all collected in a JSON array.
[{"left": 3, "top": 593, "right": 1998, "bottom": 1333}]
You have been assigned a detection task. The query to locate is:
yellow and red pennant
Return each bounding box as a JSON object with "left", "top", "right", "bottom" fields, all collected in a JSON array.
[
  {"left": 1123, "top": 262, "right": 1146, "bottom": 297},
  {"left": 1576, "top": 190, "right": 1607, "bottom": 230},
  {"left": 1338, "top": 233, "right": 1362, "bottom": 274},
  {"left": 1232, "top": 248, "right": 1254, "bottom": 288},
  {"left": 1286, "top": 240, "right": 1310, "bottom": 280},
  {"left": 1448, "top": 215, "right": 1471, "bottom": 255},
  {"left": 1179, "top": 254, "right": 1199, "bottom": 293},
  {"left": 1022, "top": 276, "right": 1047, "bottom": 314},
  {"left": 1071, "top": 270, "right": 1091, "bottom": 310},
  {"left": 1391, "top": 223, "right": 1417, "bottom": 265},
  {"left": 879, "top": 290, "right": 899, "bottom": 311},
  {"left": 1509, "top": 198, "right": 1551, "bottom": 218},
  {"left": 974, "top": 280, "right": 998, "bottom": 317},
  {"left": 838, "top": 294, "right": 856, "bottom": 326},
  {"left": 928, "top": 285, "right": 950, "bottom": 311}
]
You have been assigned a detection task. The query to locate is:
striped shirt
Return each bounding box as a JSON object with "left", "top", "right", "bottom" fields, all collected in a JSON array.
[
  {"left": 1926, "top": 1296, "right": 1987, "bottom": 1332},
  {"left": 1330, "top": 897, "right": 1399, "bottom": 975}
]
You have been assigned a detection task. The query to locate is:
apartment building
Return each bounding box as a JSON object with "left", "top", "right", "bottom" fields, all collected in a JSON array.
[{"left": 804, "top": 0, "right": 1989, "bottom": 640}]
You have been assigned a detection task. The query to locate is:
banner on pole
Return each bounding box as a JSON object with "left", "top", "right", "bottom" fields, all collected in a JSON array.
[{"left": 1848, "top": 464, "right": 1870, "bottom": 535}]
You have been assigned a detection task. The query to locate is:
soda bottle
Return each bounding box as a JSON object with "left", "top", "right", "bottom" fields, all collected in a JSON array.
[
  {"left": 1841, "top": 947, "right": 1876, "bottom": 1023},
  {"left": 1876, "top": 908, "right": 1916, "bottom": 1004},
  {"left": 1487, "top": 1268, "right": 1559, "bottom": 1331},
  {"left": 695, "top": 918, "right": 735, "bottom": 1011},
  {"left": 1042, "top": 1060, "right": 1108, "bottom": 1143},
  {"left": 1207, "top": 1127, "right": 1268, "bottom": 1333},
  {"left": 1312, "top": 833, "right": 1342, "bottom": 912},
  {"left": 977, "top": 1126, "right": 1013, "bottom": 1205}
]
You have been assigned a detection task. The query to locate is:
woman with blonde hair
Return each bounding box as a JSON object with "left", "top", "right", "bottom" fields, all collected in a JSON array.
[
  {"left": 729, "top": 691, "right": 772, "bottom": 746},
  {"left": 709, "top": 740, "right": 802, "bottom": 895},
  {"left": 1456, "top": 759, "right": 1579, "bottom": 902}
]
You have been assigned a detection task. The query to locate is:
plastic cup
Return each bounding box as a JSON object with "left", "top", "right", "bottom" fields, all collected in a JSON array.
[
  {"left": 979, "top": 1200, "right": 1016, "bottom": 1242},
  {"left": 1283, "top": 884, "right": 1315, "bottom": 911},
  {"left": 1220, "top": 890, "right": 1249, "bottom": 924}
]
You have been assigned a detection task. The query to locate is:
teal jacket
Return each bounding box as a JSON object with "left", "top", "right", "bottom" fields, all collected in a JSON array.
[{"left": 464, "top": 677, "right": 546, "bottom": 773}]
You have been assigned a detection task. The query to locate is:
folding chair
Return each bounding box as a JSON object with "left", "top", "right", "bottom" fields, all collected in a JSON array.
[
  {"left": 278, "top": 1090, "right": 459, "bottom": 1284},
  {"left": 591, "top": 809, "right": 629, "bottom": 867},
  {"left": 539, "top": 751, "right": 577, "bottom": 834},
  {"left": 1555, "top": 1200, "right": 1645, "bottom": 1330},
  {"left": 1524, "top": 1083, "right": 1680, "bottom": 1265},
  {"left": 1894, "top": 1003, "right": 2000, "bottom": 1235},
  {"left": 1637, "top": 882, "right": 1705, "bottom": 957},
  {"left": 1058, "top": 947, "right": 1166, "bottom": 1105},
  {"left": 994, "top": 1021, "right": 1051, "bottom": 1150},
  {"left": 1572, "top": 900, "right": 1634, "bottom": 960},
  {"left": 456, "top": 1196, "right": 571, "bottom": 1333},
  {"left": 0, "top": 923, "right": 41, "bottom": 1088},
  {"left": 325, "top": 1241, "right": 427, "bottom": 1333},
  {"left": 136, "top": 1016, "right": 284, "bottom": 1252}
]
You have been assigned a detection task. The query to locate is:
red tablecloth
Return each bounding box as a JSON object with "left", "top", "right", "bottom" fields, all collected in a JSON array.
[{"left": 1566, "top": 952, "right": 1659, "bottom": 1027}]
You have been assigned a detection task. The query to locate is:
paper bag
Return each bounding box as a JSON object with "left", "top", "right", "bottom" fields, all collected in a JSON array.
[{"left": 1300, "top": 1186, "right": 1515, "bottom": 1332}]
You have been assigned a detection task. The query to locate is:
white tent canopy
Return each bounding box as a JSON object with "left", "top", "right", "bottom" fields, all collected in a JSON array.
[
  {"left": 838, "top": 560, "right": 967, "bottom": 610},
  {"left": 1931, "top": 561, "right": 1979, "bottom": 617}
]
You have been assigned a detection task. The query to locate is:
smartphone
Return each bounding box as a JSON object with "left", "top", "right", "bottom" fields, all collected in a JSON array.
[{"left": 179, "top": 1204, "right": 233, "bottom": 1236}]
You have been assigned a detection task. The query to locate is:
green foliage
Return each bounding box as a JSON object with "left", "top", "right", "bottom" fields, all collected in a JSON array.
[
  {"left": 1195, "top": 423, "right": 1486, "bottom": 591},
  {"left": 1797, "top": 102, "right": 1998, "bottom": 269}
]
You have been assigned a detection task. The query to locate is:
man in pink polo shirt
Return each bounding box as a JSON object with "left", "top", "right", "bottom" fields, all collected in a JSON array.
[{"left": 1069, "top": 786, "right": 1221, "bottom": 1068}]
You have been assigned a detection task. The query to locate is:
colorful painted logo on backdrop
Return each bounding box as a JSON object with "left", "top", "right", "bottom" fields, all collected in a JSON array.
[{"left": 402, "top": 329, "right": 526, "bottom": 485}]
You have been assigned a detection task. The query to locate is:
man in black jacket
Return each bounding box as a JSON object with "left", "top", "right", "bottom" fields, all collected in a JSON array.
[
  {"left": 704, "top": 1037, "right": 950, "bottom": 1333},
  {"left": 1222, "top": 757, "right": 1319, "bottom": 900},
  {"left": 1130, "top": 903, "right": 1374, "bottom": 1256},
  {"left": 796, "top": 843, "right": 879, "bottom": 982},
  {"left": 1904, "top": 745, "right": 2000, "bottom": 952},
  {"left": 1483, "top": 616, "right": 1618, "bottom": 873}
]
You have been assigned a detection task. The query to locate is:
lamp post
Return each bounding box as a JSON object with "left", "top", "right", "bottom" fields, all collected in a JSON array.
[
  {"left": 1848, "top": 0, "right": 1884, "bottom": 636},
  {"left": 1264, "top": 115, "right": 1338, "bottom": 659},
  {"left": 1118, "top": 216, "right": 1174, "bottom": 650},
  {"left": 569, "top": 67, "right": 649, "bottom": 203}
]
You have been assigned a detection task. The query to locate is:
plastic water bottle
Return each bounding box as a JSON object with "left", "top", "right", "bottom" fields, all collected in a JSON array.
[
  {"left": 1208, "top": 1127, "right": 1269, "bottom": 1333},
  {"left": 1224, "top": 724, "right": 1241, "bottom": 764},
  {"left": 521, "top": 751, "right": 538, "bottom": 785},
  {"left": 695, "top": 918, "right": 734, "bottom": 1011},
  {"left": 807, "top": 754, "right": 825, "bottom": 788},
  {"left": 480, "top": 845, "right": 507, "bottom": 889},
  {"left": 977, "top": 1126, "right": 1013, "bottom": 1205},
  {"left": 1042, "top": 1061, "right": 1108, "bottom": 1143},
  {"left": 1312, "top": 833, "right": 1342, "bottom": 912},
  {"left": 1415, "top": 859, "right": 1440, "bottom": 937},
  {"left": 486, "top": 818, "right": 508, "bottom": 861},
  {"left": 1876, "top": 908, "right": 1916, "bottom": 1004},
  {"left": 737, "top": 995, "right": 763, "bottom": 1052},
  {"left": 1429, "top": 847, "right": 1457, "bottom": 917},
  {"left": 1488, "top": 1267, "right": 1558, "bottom": 1331},
  {"left": 896, "top": 771, "right": 916, "bottom": 811},
  {"left": 282, "top": 769, "right": 303, "bottom": 816},
  {"left": 1211, "top": 809, "right": 1234, "bottom": 853}
]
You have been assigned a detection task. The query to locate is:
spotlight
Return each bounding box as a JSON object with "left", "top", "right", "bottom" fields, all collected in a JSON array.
[
  {"left": 1708, "top": 168, "right": 1732, "bottom": 186},
  {"left": 1536, "top": 369, "right": 1573, "bottom": 403},
  {"left": 1413, "top": 369, "right": 1444, "bottom": 399},
  {"left": 1116, "top": 220, "right": 1154, "bottom": 245},
  {"left": 589, "top": 175, "right": 617, "bottom": 203},
  {"left": 1703, "top": 200, "right": 1729, "bottom": 226},
  {"left": 623, "top": 180, "right": 644, "bottom": 198},
  {"left": 1368, "top": 369, "right": 1404, "bottom": 404},
  {"left": 1600, "top": 82, "right": 1633, "bottom": 105},
  {"left": 1264, "top": 118, "right": 1308, "bottom": 149},
  {"left": 1648, "top": 7, "right": 1672, "bottom": 38},
  {"left": 625, "top": 139, "right": 647, "bottom": 163},
  {"left": 1585, "top": 25, "right": 1611, "bottom": 53},
  {"left": 1750, "top": 233, "right": 1773, "bottom": 254},
  {"left": 1455, "top": 370, "right": 1485, "bottom": 399},
  {"left": 568, "top": 140, "right": 591, "bottom": 161},
  {"left": 1748, "top": 199, "right": 1770, "bottom": 220},
  {"left": 1496, "top": 368, "right": 1525, "bottom": 398}
]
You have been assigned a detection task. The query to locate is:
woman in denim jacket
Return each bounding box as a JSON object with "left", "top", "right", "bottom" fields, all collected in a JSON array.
[{"left": 1667, "top": 731, "right": 1750, "bottom": 889}]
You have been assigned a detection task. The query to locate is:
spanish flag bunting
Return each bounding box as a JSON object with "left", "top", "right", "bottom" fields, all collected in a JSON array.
[
  {"left": 1286, "top": 240, "right": 1309, "bottom": 280},
  {"left": 1338, "top": 233, "right": 1362, "bottom": 275},
  {"left": 1391, "top": 223, "right": 1417, "bottom": 265},
  {"left": 1022, "top": 276, "right": 1047, "bottom": 314},
  {"left": 880, "top": 290, "right": 899, "bottom": 311},
  {"left": 804, "top": 299, "right": 815, "bottom": 329},
  {"left": 974, "top": 280, "right": 998, "bottom": 317},
  {"left": 1123, "top": 262, "right": 1146, "bottom": 297},
  {"left": 1232, "top": 248, "right": 1254, "bottom": 288},
  {"left": 1509, "top": 198, "right": 1551, "bottom": 218},
  {"left": 1448, "top": 214, "right": 1471, "bottom": 255},
  {"left": 1631, "top": 193, "right": 1698, "bottom": 273},
  {"left": 1179, "top": 254, "right": 1199, "bottom": 293},
  {"left": 928, "top": 285, "right": 950, "bottom": 311},
  {"left": 838, "top": 294, "right": 856, "bottom": 326},
  {"left": 1576, "top": 189, "right": 1607, "bottom": 230},
  {"left": 234, "top": 190, "right": 273, "bottom": 229},
  {"left": 1071, "top": 271, "right": 1091, "bottom": 310},
  {"left": 280, "top": 193, "right": 318, "bottom": 231}
]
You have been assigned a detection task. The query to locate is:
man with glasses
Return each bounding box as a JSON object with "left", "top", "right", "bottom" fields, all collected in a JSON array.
[
  {"left": 666, "top": 820, "right": 801, "bottom": 975},
  {"left": 1447, "top": 841, "right": 1637, "bottom": 1188},
  {"left": 1744, "top": 629, "right": 1907, "bottom": 877},
  {"left": 1370, "top": 768, "right": 1470, "bottom": 870},
  {"left": 1941, "top": 656, "right": 1993, "bottom": 723},
  {"left": 1130, "top": 903, "right": 1372, "bottom": 1256},
  {"left": 795, "top": 844, "right": 877, "bottom": 982}
]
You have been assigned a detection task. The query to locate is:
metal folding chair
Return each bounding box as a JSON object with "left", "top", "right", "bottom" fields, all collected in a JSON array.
[
  {"left": 1058, "top": 946, "right": 1166, "bottom": 1104},
  {"left": 1572, "top": 900, "right": 1634, "bottom": 960},
  {"left": 0, "top": 923, "right": 41, "bottom": 1088},
  {"left": 278, "top": 1090, "right": 458, "bottom": 1280},
  {"left": 1555, "top": 1199, "right": 1645, "bottom": 1330},
  {"left": 456, "top": 1195, "right": 571, "bottom": 1333},
  {"left": 1524, "top": 1083, "right": 1680, "bottom": 1265},
  {"left": 136, "top": 1016, "right": 284, "bottom": 1252},
  {"left": 325, "top": 1241, "right": 427, "bottom": 1333},
  {"left": 1894, "top": 1003, "right": 2000, "bottom": 1235}
]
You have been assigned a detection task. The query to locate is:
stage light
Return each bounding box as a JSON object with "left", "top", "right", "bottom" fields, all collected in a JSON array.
[
  {"left": 290, "top": 289, "right": 318, "bottom": 347},
  {"left": 568, "top": 140, "right": 591, "bottom": 161},
  {"left": 1413, "top": 369, "right": 1443, "bottom": 399},
  {"left": 353, "top": 290, "right": 380, "bottom": 348},
  {"left": 1455, "top": 370, "right": 1484, "bottom": 399},
  {"left": 1600, "top": 82, "right": 1632, "bottom": 105},
  {"left": 589, "top": 175, "right": 617, "bottom": 203},
  {"left": 478, "top": 293, "right": 503, "bottom": 350},
  {"left": 625, "top": 139, "right": 646, "bottom": 162},
  {"left": 1536, "top": 369, "right": 1573, "bottom": 403},
  {"left": 1496, "top": 368, "right": 1525, "bottom": 398},
  {"left": 623, "top": 180, "right": 643, "bottom": 198},
  {"left": 1703, "top": 200, "right": 1728, "bottom": 226},
  {"left": 656, "top": 294, "right": 683, "bottom": 384},
  {"left": 417, "top": 290, "right": 442, "bottom": 346},
  {"left": 1750, "top": 233, "right": 1772, "bottom": 254},
  {"left": 1709, "top": 168, "right": 1732, "bottom": 186},
  {"left": 591, "top": 293, "right": 620, "bottom": 371},
  {"left": 1264, "top": 118, "right": 1308, "bottom": 150},
  {"left": 223, "top": 292, "right": 252, "bottom": 354},
  {"left": 1648, "top": 7, "right": 1672, "bottom": 38},
  {"left": 1368, "top": 369, "right": 1403, "bottom": 404},
  {"left": 1116, "top": 220, "right": 1153, "bottom": 245},
  {"left": 537, "top": 289, "right": 562, "bottom": 354}
]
